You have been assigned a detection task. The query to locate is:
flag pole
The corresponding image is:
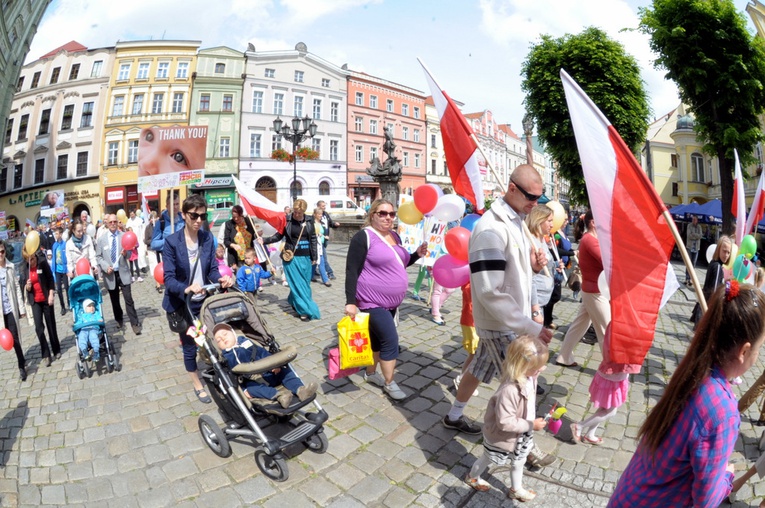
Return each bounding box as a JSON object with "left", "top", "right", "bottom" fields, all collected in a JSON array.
[
  {"left": 247, "top": 215, "right": 277, "bottom": 274},
  {"left": 662, "top": 210, "right": 707, "bottom": 313}
]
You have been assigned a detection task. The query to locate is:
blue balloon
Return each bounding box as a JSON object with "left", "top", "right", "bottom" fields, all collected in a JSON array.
[{"left": 460, "top": 213, "right": 481, "bottom": 232}]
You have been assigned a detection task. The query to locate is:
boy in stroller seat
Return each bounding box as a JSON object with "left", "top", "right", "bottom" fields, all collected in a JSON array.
[
  {"left": 78, "top": 298, "right": 102, "bottom": 362},
  {"left": 213, "top": 323, "right": 317, "bottom": 408}
]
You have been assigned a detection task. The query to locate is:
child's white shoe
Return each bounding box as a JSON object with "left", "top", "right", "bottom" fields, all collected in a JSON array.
[{"left": 508, "top": 487, "right": 536, "bottom": 502}]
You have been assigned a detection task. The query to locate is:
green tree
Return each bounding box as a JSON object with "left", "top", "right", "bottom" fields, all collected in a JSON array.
[
  {"left": 639, "top": 0, "right": 765, "bottom": 234},
  {"left": 522, "top": 27, "right": 650, "bottom": 205}
]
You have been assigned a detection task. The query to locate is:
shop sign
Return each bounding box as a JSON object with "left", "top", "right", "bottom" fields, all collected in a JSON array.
[
  {"left": 9, "top": 188, "right": 50, "bottom": 207},
  {"left": 205, "top": 190, "right": 235, "bottom": 206},
  {"left": 64, "top": 189, "right": 100, "bottom": 201},
  {"left": 192, "top": 176, "right": 234, "bottom": 189},
  {"left": 106, "top": 189, "right": 124, "bottom": 204}
]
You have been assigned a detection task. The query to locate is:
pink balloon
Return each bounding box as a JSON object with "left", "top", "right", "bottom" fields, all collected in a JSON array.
[
  {"left": 413, "top": 184, "right": 441, "bottom": 215},
  {"left": 219, "top": 264, "right": 233, "bottom": 278},
  {"left": 121, "top": 231, "right": 138, "bottom": 251},
  {"left": 444, "top": 227, "right": 471, "bottom": 262},
  {"left": 0, "top": 329, "right": 12, "bottom": 351},
  {"left": 432, "top": 254, "right": 470, "bottom": 289}
]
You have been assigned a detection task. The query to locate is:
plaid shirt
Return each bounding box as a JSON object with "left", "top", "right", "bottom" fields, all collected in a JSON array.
[{"left": 608, "top": 366, "right": 737, "bottom": 508}]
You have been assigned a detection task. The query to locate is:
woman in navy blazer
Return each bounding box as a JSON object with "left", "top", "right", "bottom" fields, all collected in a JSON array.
[{"left": 162, "top": 194, "right": 233, "bottom": 403}]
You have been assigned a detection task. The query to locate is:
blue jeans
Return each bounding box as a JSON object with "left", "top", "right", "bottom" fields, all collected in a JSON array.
[
  {"left": 314, "top": 240, "right": 334, "bottom": 278},
  {"left": 685, "top": 249, "right": 699, "bottom": 282},
  {"left": 317, "top": 254, "right": 329, "bottom": 283},
  {"left": 242, "top": 365, "right": 303, "bottom": 399},
  {"left": 77, "top": 326, "right": 100, "bottom": 360}
]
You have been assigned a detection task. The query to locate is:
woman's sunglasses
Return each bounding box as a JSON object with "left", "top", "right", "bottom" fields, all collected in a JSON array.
[
  {"left": 187, "top": 212, "right": 208, "bottom": 221},
  {"left": 376, "top": 211, "right": 397, "bottom": 218}
]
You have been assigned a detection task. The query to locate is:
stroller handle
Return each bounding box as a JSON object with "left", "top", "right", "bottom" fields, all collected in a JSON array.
[{"left": 184, "top": 283, "right": 224, "bottom": 316}]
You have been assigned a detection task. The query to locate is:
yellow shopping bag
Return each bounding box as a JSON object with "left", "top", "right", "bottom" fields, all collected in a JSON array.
[{"left": 337, "top": 313, "right": 374, "bottom": 369}]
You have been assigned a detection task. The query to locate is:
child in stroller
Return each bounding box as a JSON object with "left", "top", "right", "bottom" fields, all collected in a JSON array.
[
  {"left": 213, "top": 323, "right": 317, "bottom": 408},
  {"left": 77, "top": 298, "right": 102, "bottom": 362},
  {"left": 69, "top": 274, "right": 118, "bottom": 377}
]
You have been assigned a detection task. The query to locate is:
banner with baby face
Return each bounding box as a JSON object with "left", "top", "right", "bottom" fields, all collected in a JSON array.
[{"left": 137, "top": 126, "right": 207, "bottom": 192}]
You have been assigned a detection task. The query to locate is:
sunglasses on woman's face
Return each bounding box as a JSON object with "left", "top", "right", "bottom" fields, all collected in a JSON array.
[
  {"left": 187, "top": 212, "right": 208, "bottom": 222},
  {"left": 376, "top": 210, "right": 397, "bottom": 218}
]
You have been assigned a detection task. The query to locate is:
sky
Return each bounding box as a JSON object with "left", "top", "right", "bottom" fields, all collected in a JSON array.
[{"left": 27, "top": 0, "right": 756, "bottom": 134}]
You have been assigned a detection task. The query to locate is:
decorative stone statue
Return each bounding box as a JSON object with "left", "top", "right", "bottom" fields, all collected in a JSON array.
[{"left": 367, "top": 126, "right": 402, "bottom": 205}]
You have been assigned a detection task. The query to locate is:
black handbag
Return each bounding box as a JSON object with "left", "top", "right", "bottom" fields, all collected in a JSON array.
[{"left": 165, "top": 255, "right": 200, "bottom": 333}]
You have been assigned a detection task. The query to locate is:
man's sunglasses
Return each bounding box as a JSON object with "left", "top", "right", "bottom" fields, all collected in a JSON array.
[
  {"left": 376, "top": 211, "right": 397, "bottom": 218},
  {"left": 187, "top": 212, "right": 208, "bottom": 222},
  {"left": 510, "top": 178, "right": 543, "bottom": 202}
]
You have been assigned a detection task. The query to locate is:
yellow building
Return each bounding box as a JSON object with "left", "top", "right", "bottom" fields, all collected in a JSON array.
[{"left": 101, "top": 40, "right": 200, "bottom": 215}]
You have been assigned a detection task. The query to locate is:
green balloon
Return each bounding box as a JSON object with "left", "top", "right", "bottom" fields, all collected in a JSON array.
[{"left": 740, "top": 234, "right": 757, "bottom": 259}]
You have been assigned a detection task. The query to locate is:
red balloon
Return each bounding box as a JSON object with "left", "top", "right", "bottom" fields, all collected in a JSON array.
[
  {"left": 0, "top": 329, "right": 13, "bottom": 351},
  {"left": 444, "top": 227, "right": 471, "bottom": 262},
  {"left": 75, "top": 258, "right": 91, "bottom": 276},
  {"left": 413, "top": 184, "right": 440, "bottom": 215},
  {"left": 122, "top": 231, "right": 138, "bottom": 251},
  {"left": 154, "top": 262, "right": 164, "bottom": 285}
]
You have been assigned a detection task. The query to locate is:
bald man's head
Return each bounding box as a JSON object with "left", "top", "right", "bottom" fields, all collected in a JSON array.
[{"left": 506, "top": 164, "right": 544, "bottom": 215}]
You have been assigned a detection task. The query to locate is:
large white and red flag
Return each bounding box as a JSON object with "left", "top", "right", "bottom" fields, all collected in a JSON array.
[
  {"left": 419, "top": 59, "right": 484, "bottom": 211},
  {"left": 745, "top": 166, "right": 765, "bottom": 234},
  {"left": 732, "top": 149, "right": 747, "bottom": 244},
  {"left": 561, "top": 69, "right": 679, "bottom": 365},
  {"left": 232, "top": 177, "right": 286, "bottom": 234}
]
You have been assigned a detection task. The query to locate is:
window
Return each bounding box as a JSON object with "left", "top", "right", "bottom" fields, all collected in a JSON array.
[
  {"left": 108, "top": 141, "right": 119, "bottom": 165},
  {"left": 215, "top": 63, "right": 225, "bottom": 74},
  {"left": 273, "top": 93, "right": 284, "bottom": 115},
  {"left": 17, "top": 114, "right": 28, "bottom": 140},
  {"left": 128, "top": 140, "right": 138, "bottom": 163},
  {"left": 76, "top": 152, "right": 88, "bottom": 177},
  {"left": 671, "top": 153, "right": 678, "bottom": 168},
  {"left": 31, "top": 71, "right": 40, "bottom": 88},
  {"left": 294, "top": 96, "right": 303, "bottom": 117},
  {"left": 319, "top": 181, "right": 330, "bottom": 194},
  {"left": 264, "top": 68, "right": 275, "bottom": 78},
  {"left": 222, "top": 94, "right": 233, "bottom": 112},
  {"left": 271, "top": 134, "right": 282, "bottom": 151},
  {"left": 691, "top": 153, "right": 705, "bottom": 182},
  {"left": 413, "top": 106, "right": 420, "bottom": 119},
  {"left": 152, "top": 93, "right": 164, "bottom": 114},
  {"left": 386, "top": 99, "right": 393, "bottom": 112},
  {"left": 431, "top": 134, "right": 437, "bottom": 148},
  {"left": 355, "top": 117, "right": 363, "bottom": 132},
  {"left": 61, "top": 105, "right": 74, "bottom": 130},
  {"left": 355, "top": 92, "right": 364, "bottom": 106},
  {"left": 16, "top": 76, "right": 23, "bottom": 92},
  {"left": 402, "top": 127, "right": 409, "bottom": 141},
  {"left": 311, "top": 137, "right": 321, "bottom": 154},
  {"left": 90, "top": 60, "right": 103, "bottom": 77},
  {"left": 38, "top": 109, "right": 51, "bottom": 135},
  {"left": 312, "top": 98, "right": 321, "bottom": 120},
  {"left": 4, "top": 119, "right": 12, "bottom": 144},
  {"left": 50, "top": 67, "right": 60, "bottom": 84},
  {"left": 403, "top": 152, "right": 409, "bottom": 166},
  {"left": 369, "top": 119, "right": 378, "bottom": 135},
  {"left": 294, "top": 70, "right": 304, "bottom": 83},
  {"left": 132, "top": 94, "right": 144, "bottom": 115},
  {"left": 414, "top": 129, "right": 420, "bottom": 143},
  {"left": 249, "top": 133, "right": 261, "bottom": 158},
  {"left": 414, "top": 153, "right": 420, "bottom": 168},
  {"left": 355, "top": 145, "right": 363, "bottom": 163},
  {"left": 330, "top": 140, "right": 338, "bottom": 161},
  {"left": 176, "top": 62, "right": 189, "bottom": 78},
  {"left": 330, "top": 102, "right": 339, "bottom": 122},
  {"left": 68, "top": 64, "right": 80, "bottom": 80},
  {"left": 57, "top": 154, "right": 68, "bottom": 180},
  {"left": 370, "top": 146, "right": 378, "bottom": 161},
  {"left": 431, "top": 159, "right": 437, "bottom": 175},
  {"left": 156, "top": 62, "right": 169, "bottom": 79},
  {"left": 252, "top": 91, "right": 263, "bottom": 113},
  {"left": 321, "top": 78, "right": 330, "bottom": 88},
  {"left": 118, "top": 63, "right": 131, "bottom": 80},
  {"left": 387, "top": 123, "right": 394, "bottom": 135},
  {"left": 172, "top": 92, "right": 184, "bottom": 113},
  {"left": 199, "top": 94, "right": 210, "bottom": 111},
  {"left": 112, "top": 96, "right": 124, "bottom": 117},
  {"left": 370, "top": 95, "right": 378, "bottom": 109},
  {"left": 136, "top": 62, "right": 149, "bottom": 79},
  {"left": 0, "top": 167, "right": 6, "bottom": 192},
  {"left": 219, "top": 138, "right": 230, "bottom": 158},
  {"left": 34, "top": 159, "right": 44, "bottom": 184},
  {"left": 14, "top": 164, "right": 23, "bottom": 189},
  {"left": 402, "top": 104, "right": 409, "bottom": 116},
  {"left": 290, "top": 181, "right": 302, "bottom": 197}
]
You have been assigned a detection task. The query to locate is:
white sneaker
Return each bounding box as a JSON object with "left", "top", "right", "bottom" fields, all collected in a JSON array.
[
  {"left": 137, "top": 277, "right": 143, "bottom": 282},
  {"left": 453, "top": 374, "right": 479, "bottom": 397},
  {"left": 363, "top": 371, "right": 385, "bottom": 387},
  {"left": 282, "top": 280, "right": 289, "bottom": 287},
  {"left": 131, "top": 277, "right": 136, "bottom": 282},
  {"left": 384, "top": 381, "right": 407, "bottom": 400}
]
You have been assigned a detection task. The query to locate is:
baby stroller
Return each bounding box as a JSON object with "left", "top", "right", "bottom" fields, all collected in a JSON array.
[
  {"left": 195, "top": 286, "right": 329, "bottom": 482},
  {"left": 68, "top": 275, "right": 119, "bottom": 378}
]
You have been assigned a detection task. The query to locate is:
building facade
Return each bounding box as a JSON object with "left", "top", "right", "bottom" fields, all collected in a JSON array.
[{"left": 424, "top": 99, "right": 450, "bottom": 191}]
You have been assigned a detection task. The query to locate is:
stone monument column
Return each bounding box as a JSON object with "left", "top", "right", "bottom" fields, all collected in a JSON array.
[{"left": 367, "top": 125, "right": 403, "bottom": 206}]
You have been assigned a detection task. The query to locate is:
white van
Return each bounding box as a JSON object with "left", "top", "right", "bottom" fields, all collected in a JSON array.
[{"left": 302, "top": 195, "right": 366, "bottom": 220}]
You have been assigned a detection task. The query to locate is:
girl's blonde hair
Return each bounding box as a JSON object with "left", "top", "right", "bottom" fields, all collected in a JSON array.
[
  {"left": 525, "top": 204, "right": 553, "bottom": 237},
  {"left": 501, "top": 335, "right": 549, "bottom": 384}
]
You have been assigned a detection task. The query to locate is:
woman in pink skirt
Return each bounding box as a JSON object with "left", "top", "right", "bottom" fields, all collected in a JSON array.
[{"left": 570, "top": 332, "right": 639, "bottom": 445}]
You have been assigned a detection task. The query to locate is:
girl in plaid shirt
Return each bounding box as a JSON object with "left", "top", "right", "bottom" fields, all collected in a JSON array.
[{"left": 609, "top": 281, "right": 765, "bottom": 507}]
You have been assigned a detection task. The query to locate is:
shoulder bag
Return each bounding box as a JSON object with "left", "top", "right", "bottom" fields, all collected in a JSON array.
[{"left": 280, "top": 223, "right": 305, "bottom": 262}]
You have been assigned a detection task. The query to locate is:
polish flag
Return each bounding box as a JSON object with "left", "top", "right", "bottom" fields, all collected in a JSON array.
[
  {"left": 141, "top": 195, "right": 151, "bottom": 221},
  {"left": 232, "top": 177, "right": 286, "bottom": 234},
  {"left": 561, "top": 69, "right": 679, "bottom": 366},
  {"left": 732, "top": 149, "right": 747, "bottom": 244},
  {"left": 745, "top": 168, "right": 765, "bottom": 235},
  {"left": 419, "top": 59, "right": 484, "bottom": 211}
]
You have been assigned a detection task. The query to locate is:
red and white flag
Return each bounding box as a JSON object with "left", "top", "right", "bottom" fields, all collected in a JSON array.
[
  {"left": 419, "top": 59, "right": 484, "bottom": 211},
  {"left": 732, "top": 149, "right": 747, "bottom": 244},
  {"left": 745, "top": 167, "right": 765, "bottom": 234},
  {"left": 561, "top": 69, "right": 679, "bottom": 366},
  {"left": 141, "top": 195, "right": 151, "bottom": 221},
  {"left": 232, "top": 177, "right": 286, "bottom": 234}
]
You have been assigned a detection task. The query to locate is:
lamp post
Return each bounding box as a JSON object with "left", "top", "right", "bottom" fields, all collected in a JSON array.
[{"left": 272, "top": 115, "right": 318, "bottom": 202}]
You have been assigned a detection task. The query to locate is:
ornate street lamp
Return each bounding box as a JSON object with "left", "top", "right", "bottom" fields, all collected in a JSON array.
[{"left": 272, "top": 115, "right": 318, "bottom": 201}]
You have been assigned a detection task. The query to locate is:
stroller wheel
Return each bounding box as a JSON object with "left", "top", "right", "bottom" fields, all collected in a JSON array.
[
  {"left": 75, "top": 362, "right": 85, "bottom": 380},
  {"left": 83, "top": 359, "right": 91, "bottom": 378},
  {"left": 303, "top": 431, "right": 328, "bottom": 454},
  {"left": 198, "top": 415, "right": 231, "bottom": 458},
  {"left": 254, "top": 449, "right": 288, "bottom": 482}
]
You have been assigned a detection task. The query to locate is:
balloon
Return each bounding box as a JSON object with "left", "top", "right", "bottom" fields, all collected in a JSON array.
[
  {"left": 0, "top": 329, "right": 12, "bottom": 351},
  {"left": 25, "top": 230, "right": 40, "bottom": 255},
  {"left": 460, "top": 213, "right": 481, "bottom": 232},
  {"left": 86, "top": 224, "right": 96, "bottom": 238},
  {"left": 724, "top": 243, "right": 738, "bottom": 270},
  {"left": 706, "top": 244, "right": 717, "bottom": 264},
  {"left": 597, "top": 271, "right": 610, "bottom": 300},
  {"left": 547, "top": 201, "right": 567, "bottom": 234},
  {"left": 444, "top": 227, "right": 471, "bottom": 262},
  {"left": 398, "top": 201, "right": 424, "bottom": 225},
  {"left": 432, "top": 254, "right": 470, "bottom": 289},
  {"left": 121, "top": 231, "right": 138, "bottom": 251},
  {"left": 153, "top": 262, "right": 164, "bottom": 285},
  {"left": 432, "top": 194, "right": 466, "bottom": 223},
  {"left": 218, "top": 264, "right": 233, "bottom": 278},
  {"left": 75, "top": 258, "right": 91, "bottom": 276},
  {"left": 269, "top": 249, "right": 283, "bottom": 268},
  {"left": 116, "top": 209, "right": 127, "bottom": 225},
  {"left": 733, "top": 254, "right": 751, "bottom": 282},
  {"left": 413, "top": 184, "right": 442, "bottom": 215},
  {"left": 740, "top": 234, "right": 757, "bottom": 260}
]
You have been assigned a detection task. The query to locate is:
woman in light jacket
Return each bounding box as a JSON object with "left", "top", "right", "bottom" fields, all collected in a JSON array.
[
  {"left": 0, "top": 241, "right": 27, "bottom": 380},
  {"left": 65, "top": 220, "right": 98, "bottom": 278}
]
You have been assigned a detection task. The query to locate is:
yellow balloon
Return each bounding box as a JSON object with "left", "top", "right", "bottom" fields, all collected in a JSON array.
[
  {"left": 398, "top": 201, "right": 424, "bottom": 225},
  {"left": 547, "top": 201, "right": 567, "bottom": 234},
  {"left": 116, "top": 209, "right": 127, "bottom": 225},
  {"left": 25, "top": 230, "right": 40, "bottom": 255}
]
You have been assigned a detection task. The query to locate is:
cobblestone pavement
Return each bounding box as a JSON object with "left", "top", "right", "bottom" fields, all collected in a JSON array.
[{"left": 0, "top": 245, "right": 763, "bottom": 507}]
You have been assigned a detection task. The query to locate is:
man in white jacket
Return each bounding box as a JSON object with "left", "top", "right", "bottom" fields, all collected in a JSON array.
[{"left": 443, "top": 164, "right": 552, "bottom": 436}]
